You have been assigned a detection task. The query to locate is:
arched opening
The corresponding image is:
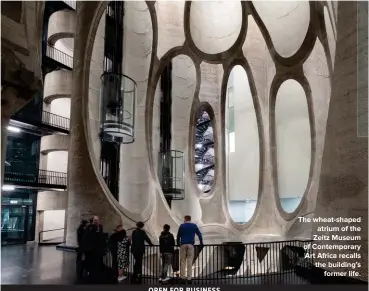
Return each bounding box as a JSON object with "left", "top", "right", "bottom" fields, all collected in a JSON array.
[
  {"left": 226, "top": 65, "right": 260, "bottom": 224},
  {"left": 194, "top": 106, "right": 215, "bottom": 195},
  {"left": 275, "top": 79, "right": 311, "bottom": 213}
]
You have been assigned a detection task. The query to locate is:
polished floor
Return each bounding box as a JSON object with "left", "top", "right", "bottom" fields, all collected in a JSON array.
[
  {"left": 1, "top": 244, "right": 76, "bottom": 284},
  {"left": 1, "top": 244, "right": 309, "bottom": 285}
]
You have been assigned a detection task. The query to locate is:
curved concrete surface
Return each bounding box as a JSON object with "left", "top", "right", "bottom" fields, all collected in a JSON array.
[
  {"left": 44, "top": 70, "right": 72, "bottom": 103},
  {"left": 47, "top": 10, "right": 76, "bottom": 45},
  {"left": 40, "top": 134, "right": 69, "bottom": 154},
  {"left": 67, "top": 1, "right": 337, "bottom": 248}
]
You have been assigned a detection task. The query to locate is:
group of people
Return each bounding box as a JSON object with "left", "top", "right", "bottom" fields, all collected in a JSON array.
[{"left": 76, "top": 215, "right": 203, "bottom": 284}]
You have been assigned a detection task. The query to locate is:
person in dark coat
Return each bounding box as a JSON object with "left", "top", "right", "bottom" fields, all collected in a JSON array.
[
  {"left": 130, "top": 221, "right": 153, "bottom": 283},
  {"left": 159, "top": 224, "right": 175, "bottom": 282},
  {"left": 77, "top": 220, "right": 88, "bottom": 264},
  {"left": 110, "top": 224, "right": 130, "bottom": 282},
  {"left": 83, "top": 215, "right": 105, "bottom": 282}
]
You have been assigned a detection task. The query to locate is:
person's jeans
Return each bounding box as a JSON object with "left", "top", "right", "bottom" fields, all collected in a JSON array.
[
  {"left": 133, "top": 253, "right": 144, "bottom": 282},
  {"left": 179, "top": 244, "right": 194, "bottom": 280},
  {"left": 161, "top": 253, "right": 173, "bottom": 279}
]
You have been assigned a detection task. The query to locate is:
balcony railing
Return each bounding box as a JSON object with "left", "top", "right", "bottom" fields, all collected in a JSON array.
[
  {"left": 42, "top": 111, "right": 70, "bottom": 131},
  {"left": 10, "top": 110, "right": 70, "bottom": 133},
  {"left": 97, "top": 240, "right": 313, "bottom": 285},
  {"left": 4, "top": 161, "right": 67, "bottom": 188},
  {"left": 45, "top": 45, "right": 73, "bottom": 68}
]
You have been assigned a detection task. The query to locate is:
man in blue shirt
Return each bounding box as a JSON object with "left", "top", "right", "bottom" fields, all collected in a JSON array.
[{"left": 176, "top": 215, "right": 203, "bottom": 283}]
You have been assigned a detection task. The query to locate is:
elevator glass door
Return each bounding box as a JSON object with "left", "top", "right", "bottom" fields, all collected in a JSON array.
[{"left": 1, "top": 205, "right": 30, "bottom": 245}]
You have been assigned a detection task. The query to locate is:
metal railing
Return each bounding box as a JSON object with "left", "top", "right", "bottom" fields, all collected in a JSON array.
[
  {"left": 10, "top": 110, "right": 70, "bottom": 132},
  {"left": 100, "top": 240, "right": 313, "bottom": 284},
  {"left": 45, "top": 44, "right": 73, "bottom": 68},
  {"left": 38, "top": 170, "right": 67, "bottom": 186},
  {"left": 39, "top": 228, "right": 65, "bottom": 244},
  {"left": 42, "top": 111, "right": 70, "bottom": 130},
  {"left": 4, "top": 162, "right": 67, "bottom": 187}
]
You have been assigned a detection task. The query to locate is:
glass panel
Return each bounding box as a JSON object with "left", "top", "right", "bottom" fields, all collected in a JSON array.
[
  {"left": 1, "top": 206, "right": 26, "bottom": 245},
  {"left": 100, "top": 73, "right": 136, "bottom": 144},
  {"left": 158, "top": 150, "right": 185, "bottom": 200},
  {"left": 228, "top": 106, "right": 235, "bottom": 133},
  {"left": 229, "top": 132, "right": 235, "bottom": 153},
  {"left": 228, "top": 87, "right": 234, "bottom": 107}
]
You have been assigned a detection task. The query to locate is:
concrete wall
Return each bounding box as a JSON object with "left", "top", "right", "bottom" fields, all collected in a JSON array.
[
  {"left": 54, "top": 38, "right": 74, "bottom": 57},
  {"left": 252, "top": 2, "right": 310, "bottom": 58},
  {"left": 87, "top": 10, "right": 105, "bottom": 169},
  {"left": 1, "top": 2, "right": 44, "bottom": 183},
  {"left": 47, "top": 10, "right": 76, "bottom": 45},
  {"left": 72, "top": 1, "right": 341, "bottom": 249},
  {"left": 189, "top": 1, "right": 242, "bottom": 55},
  {"left": 42, "top": 210, "right": 65, "bottom": 241},
  {"left": 46, "top": 151, "right": 68, "bottom": 173},
  {"left": 311, "top": 2, "right": 368, "bottom": 281},
  {"left": 37, "top": 191, "right": 68, "bottom": 211},
  {"left": 118, "top": 2, "right": 153, "bottom": 213},
  {"left": 49, "top": 98, "right": 71, "bottom": 119}
]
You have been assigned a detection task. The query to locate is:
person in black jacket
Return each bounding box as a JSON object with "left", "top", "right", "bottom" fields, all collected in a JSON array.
[
  {"left": 159, "top": 224, "right": 175, "bottom": 282},
  {"left": 83, "top": 216, "right": 105, "bottom": 282},
  {"left": 76, "top": 220, "right": 88, "bottom": 264},
  {"left": 131, "top": 221, "right": 153, "bottom": 283}
]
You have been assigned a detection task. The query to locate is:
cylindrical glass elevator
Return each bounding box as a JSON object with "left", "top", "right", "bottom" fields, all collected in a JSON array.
[
  {"left": 100, "top": 73, "right": 136, "bottom": 144},
  {"left": 158, "top": 150, "right": 185, "bottom": 200}
]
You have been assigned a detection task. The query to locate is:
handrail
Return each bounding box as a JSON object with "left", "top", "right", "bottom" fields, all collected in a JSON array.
[
  {"left": 4, "top": 164, "right": 67, "bottom": 187},
  {"left": 101, "top": 239, "right": 314, "bottom": 284},
  {"left": 39, "top": 228, "right": 65, "bottom": 244},
  {"left": 45, "top": 44, "right": 73, "bottom": 68},
  {"left": 42, "top": 110, "right": 70, "bottom": 130},
  {"left": 137, "top": 239, "right": 313, "bottom": 247},
  {"left": 11, "top": 110, "right": 70, "bottom": 132}
]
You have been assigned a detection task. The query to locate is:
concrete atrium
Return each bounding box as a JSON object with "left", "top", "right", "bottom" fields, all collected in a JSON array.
[{"left": 1, "top": 0, "right": 367, "bottom": 285}]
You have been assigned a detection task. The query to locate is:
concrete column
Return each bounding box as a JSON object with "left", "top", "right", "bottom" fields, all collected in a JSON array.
[
  {"left": 312, "top": 2, "right": 368, "bottom": 281},
  {"left": 35, "top": 210, "right": 44, "bottom": 243},
  {"left": 65, "top": 2, "right": 122, "bottom": 246}
]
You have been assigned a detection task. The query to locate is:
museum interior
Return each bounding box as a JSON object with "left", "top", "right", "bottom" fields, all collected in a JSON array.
[{"left": 1, "top": 0, "right": 368, "bottom": 285}]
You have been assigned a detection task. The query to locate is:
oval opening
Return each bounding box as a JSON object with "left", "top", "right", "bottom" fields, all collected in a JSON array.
[
  {"left": 275, "top": 79, "right": 311, "bottom": 213},
  {"left": 195, "top": 106, "right": 215, "bottom": 195},
  {"left": 226, "top": 65, "right": 260, "bottom": 224},
  {"left": 253, "top": 1, "right": 310, "bottom": 58},
  {"left": 189, "top": 1, "right": 242, "bottom": 55}
]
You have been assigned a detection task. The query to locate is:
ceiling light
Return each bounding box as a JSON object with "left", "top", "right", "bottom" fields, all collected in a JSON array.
[
  {"left": 2, "top": 185, "right": 15, "bottom": 191},
  {"left": 7, "top": 126, "right": 21, "bottom": 133}
]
